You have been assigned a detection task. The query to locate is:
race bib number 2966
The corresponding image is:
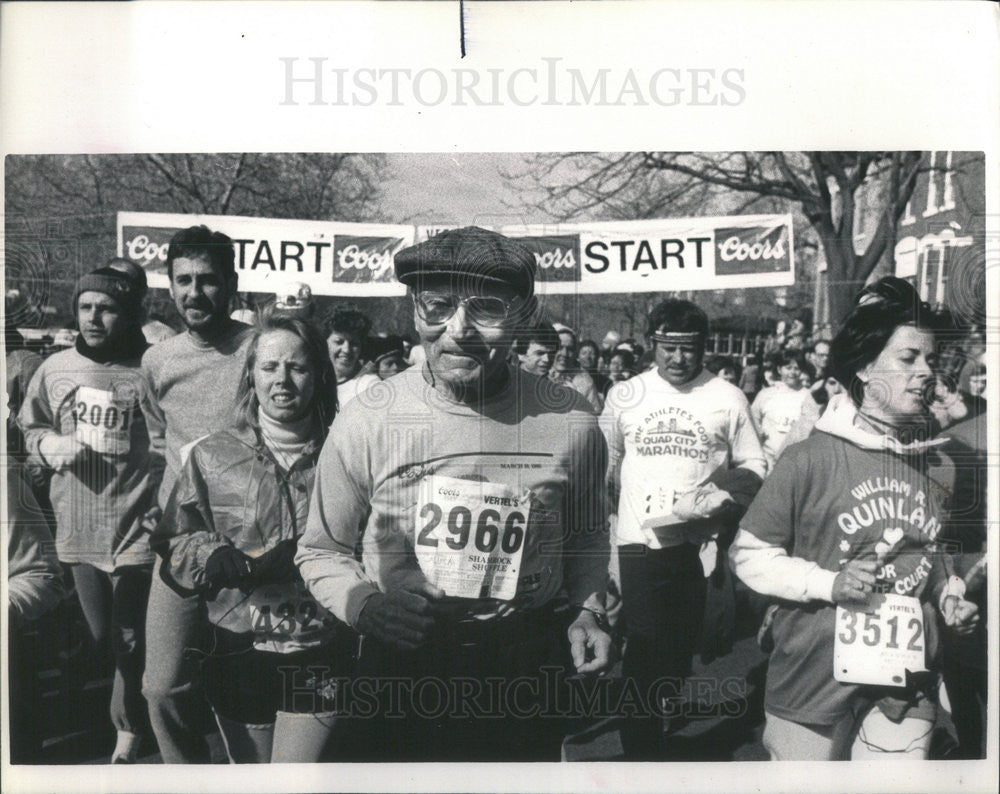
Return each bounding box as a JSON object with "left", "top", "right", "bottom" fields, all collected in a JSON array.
[{"left": 414, "top": 475, "right": 530, "bottom": 600}]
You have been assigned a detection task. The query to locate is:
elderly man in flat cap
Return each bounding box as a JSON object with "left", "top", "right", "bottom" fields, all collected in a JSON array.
[{"left": 297, "top": 227, "right": 612, "bottom": 761}]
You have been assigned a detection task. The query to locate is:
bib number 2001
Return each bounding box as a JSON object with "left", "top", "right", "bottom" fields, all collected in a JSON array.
[{"left": 73, "top": 386, "right": 135, "bottom": 455}]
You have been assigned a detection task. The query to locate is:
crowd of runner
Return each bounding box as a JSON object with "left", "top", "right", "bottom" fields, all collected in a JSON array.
[{"left": 5, "top": 225, "right": 988, "bottom": 763}]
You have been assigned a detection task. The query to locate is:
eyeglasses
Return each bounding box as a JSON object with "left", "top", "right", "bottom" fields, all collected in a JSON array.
[{"left": 414, "top": 291, "right": 517, "bottom": 327}]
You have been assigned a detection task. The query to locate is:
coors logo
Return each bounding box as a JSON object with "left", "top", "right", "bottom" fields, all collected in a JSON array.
[
  {"left": 510, "top": 235, "right": 581, "bottom": 282},
  {"left": 333, "top": 236, "right": 403, "bottom": 283},
  {"left": 122, "top": 227, "right": 178, "bottom": 273},
  {"left": 714, "top": 225, "right": 790, "bottom": 275}
]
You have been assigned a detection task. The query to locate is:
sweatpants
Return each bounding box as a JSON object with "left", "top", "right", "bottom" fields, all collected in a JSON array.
[
  {"left": 618, "top": 542, "right": 707, "bottom": 760},
  {"left": 350, "top": 606, "right": 570, "bottom": 762},
  {"left": 69, "top": 563, "right": 151, "bottom": 735},
  {"left": 142, "top": 559, "right": 213, "bottom": 763},
  {"left": 762, "top": 708, "right": 934, "bottom": 760}
]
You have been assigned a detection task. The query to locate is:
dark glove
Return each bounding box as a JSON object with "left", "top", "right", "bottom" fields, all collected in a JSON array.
[
  {"left": 204, "top": 545, "right": 255, "bottom": 590},
  {"left": 251, "top": 539, "right": 299, "bottom": 584}
]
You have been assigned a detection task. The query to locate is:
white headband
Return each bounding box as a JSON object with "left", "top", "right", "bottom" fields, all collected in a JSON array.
[{"left": 651, "top": 331, "right": 703, "bottom": 343}]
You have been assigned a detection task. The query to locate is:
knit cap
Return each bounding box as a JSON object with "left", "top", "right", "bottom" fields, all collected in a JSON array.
[{"left": 72, "top": 259, "right": 146, "bottom": 319}]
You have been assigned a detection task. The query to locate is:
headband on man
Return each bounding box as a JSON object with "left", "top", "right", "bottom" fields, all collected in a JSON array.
[{"left": 650, "top": 331, "right": 704, "bottom": 344}]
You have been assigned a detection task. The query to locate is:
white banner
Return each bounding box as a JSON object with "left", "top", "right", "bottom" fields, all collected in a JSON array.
[
  {"left": 117, "top": 212, "right": 414, "bottom": 297},
  {"left": 118, "top": 211, "right": 793, "bottom": 296},
  {"left": 502, "top": 214, "right": 794, "bottom": 294}
]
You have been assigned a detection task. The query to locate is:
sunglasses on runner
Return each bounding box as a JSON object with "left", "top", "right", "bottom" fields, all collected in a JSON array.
[{"left": 414, "top": 291, "right": 518, "bottom": 327}]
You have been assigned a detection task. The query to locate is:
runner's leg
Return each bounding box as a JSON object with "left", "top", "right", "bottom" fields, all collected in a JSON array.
[
  {"left": 70, "top": 563, "right": 112, "bottom": 650},
  {"left": 142, "top": 559, "right": 211, "bottom": 763},
  {"left": 270, "top": 711, "right": 337, "bottom": 762},
  {"left": 109, "top": 566, "right": 152, "bottom": 760},
  {"left": 849, "top": 708, "right": 933, "bottom": 760},
  {"left": 761, "top": 712, "right": 842, "bottom": 760},
  {"left": 213, "top": 712, "right": 274, "bottom": 763},
  {"left": 619, "top": 543, "right": 706, "bottom": 760}
]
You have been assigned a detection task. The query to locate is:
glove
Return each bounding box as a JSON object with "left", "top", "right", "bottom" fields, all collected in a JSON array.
[
  {"left": 38, "top": 434, "right": 83, "bottom": 471},
  {"left": 204, "top": 545, "right": 255, "bottom": 590},
  {"left": 252, "top": 539, "right": 299, "bottom": 584}
]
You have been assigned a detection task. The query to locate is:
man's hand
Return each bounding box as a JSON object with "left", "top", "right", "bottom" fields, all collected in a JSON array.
[
  {"left": 673, "top": 484, "right": 735, "bottom": 521},
  {"left": 567, "top": 610, "right": 613, "bottom": 675},
  {"left": 204, "top": 545, "right": 255, "bottom": 590},
  {"left": 831, "top": 559, "right": 877, "bottom": 606},
  {"left": 941, "top": 595, "right": 979, "bottom": 636},
  {"left": 356, "top": 584, "right": 442, "bottom": 651},
  {"left": 38, "top": 434, "right": 84, "bottom": 471}
]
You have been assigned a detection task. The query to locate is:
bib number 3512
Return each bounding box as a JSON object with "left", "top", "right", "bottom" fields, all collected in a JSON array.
[{"left": 833, "top": 594, "right": 927, "bottom": 686}]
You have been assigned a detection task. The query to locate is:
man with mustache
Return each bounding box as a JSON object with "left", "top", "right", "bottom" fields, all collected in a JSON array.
[
  {"left": 140, "top": 226, "right": 254, "bottom": 763},
  {"left": 600, "top": 298, "right": 766, "bottom": 760},
  {"left": 20, "top": 260, "right": 159, "bottom": 763},
  {"left": 297, "top": 227, "right": 612, "bottom": 761}
]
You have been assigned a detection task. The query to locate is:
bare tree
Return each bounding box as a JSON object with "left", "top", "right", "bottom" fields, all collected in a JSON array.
[
  {"left": 512, "top": 151, "right": 931, "bottom": 324},
  {"left": 5, "top": 153, "right": 387, "bottom": 325}
]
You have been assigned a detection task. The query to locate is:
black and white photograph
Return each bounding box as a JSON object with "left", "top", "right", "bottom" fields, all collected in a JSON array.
[{"left": 2, "top": 3, "right": 997, "bottom": 794}]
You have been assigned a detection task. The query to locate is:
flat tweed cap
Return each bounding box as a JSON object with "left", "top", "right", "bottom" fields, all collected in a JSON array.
[{"left": 394, "top": 226, "right": 537, "bottom": 299}]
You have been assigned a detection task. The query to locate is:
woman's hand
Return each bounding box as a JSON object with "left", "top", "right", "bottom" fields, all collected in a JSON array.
[
  {"left": 252, "top": 539, "right": 299, "bottom": 583},
  {"left": 941, "top": 595, "right": 979, "bottom": 635},
  {"left": 204, "top": 545, "right": 255, "bottom": 590},
  {"left": 831, "top": 559, "right": 877, "bottom": 606}
]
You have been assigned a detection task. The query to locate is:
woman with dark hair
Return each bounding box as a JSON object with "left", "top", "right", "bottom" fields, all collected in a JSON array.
[
  {"left": 578, "top": 339, "right": 611, "bottom": 397},
  {"left": 705, "top": 354, "right": 743, "bottom": 386},
  {"left": 324, "top": 307, "right": 379, "bottom": 406},
  {"left": 151, "top": 314, "right": 348, "bottom": 763},
  {"left": 603, "top": 348, "right": 636, "bottom": 397},
  {"left": 730, "top": 279, "right": 979, "bottom": 760}
]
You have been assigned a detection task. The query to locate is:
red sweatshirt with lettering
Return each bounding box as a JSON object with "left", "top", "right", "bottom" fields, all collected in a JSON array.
[{"left": 732, "top": 398, "right": 953, "bottom": 724}]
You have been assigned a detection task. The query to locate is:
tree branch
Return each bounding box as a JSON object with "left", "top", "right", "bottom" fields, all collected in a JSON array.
[
  {"left": 218, "top": 154, "right": 248, "bottom": 214},
  {"left": 641, "top": 153, "right": 803, "bottom": 201}
]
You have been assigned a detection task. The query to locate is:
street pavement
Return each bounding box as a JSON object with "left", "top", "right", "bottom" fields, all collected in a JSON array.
[{"left": 25, "top": 600, "right": 960, "bottom": 765}]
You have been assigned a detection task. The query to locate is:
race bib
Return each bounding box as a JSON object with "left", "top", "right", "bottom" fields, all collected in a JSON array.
[
  {"left": 834, "top": 594, "right": 927, "bottom": 686},
  {"left": 414, "top": 475, "right": 530, "bottom": 600},
  {"left": 248, "top": 581, "right": 335, "bottom": 652},
  {"left": 73, "top": 386, "right": 135, "bottom": 456},
  {"left": 639, "top": 485, "right": 685, "bottom": 548}
]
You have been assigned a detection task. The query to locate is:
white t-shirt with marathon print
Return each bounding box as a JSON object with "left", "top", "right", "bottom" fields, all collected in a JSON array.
[
  {"left": 751, "top": 382, "right": 810, "bottom": 470},
  {"left": 601, "top": 368, "right": 766, "bottom": 548}
]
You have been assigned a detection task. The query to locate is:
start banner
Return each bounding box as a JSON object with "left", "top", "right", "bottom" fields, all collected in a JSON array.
[
  {"left": 118, "top": 211, "right": 793, "bottom": 296},
  {"left": 502, "top": 214, "right": 794, "bottom": 294},
  {"left": 117, "top": 212, "right": 414, "bottom": 296}
]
